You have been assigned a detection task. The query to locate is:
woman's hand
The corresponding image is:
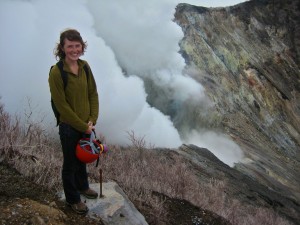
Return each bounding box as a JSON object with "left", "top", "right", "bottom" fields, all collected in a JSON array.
[{"left": 85, "top": 121, "right": 94, "bottom": 134}]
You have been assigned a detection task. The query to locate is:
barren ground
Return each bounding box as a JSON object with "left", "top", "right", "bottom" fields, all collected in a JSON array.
[{"left": 0, "top": 163, "right": 231, "bottom": 225}]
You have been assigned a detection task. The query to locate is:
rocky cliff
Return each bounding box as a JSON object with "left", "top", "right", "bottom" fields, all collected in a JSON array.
[
  {"left": 139, "top": 0, "right": 300, "bottom": 222},
  {"left": 172, "top": 0, "right": 300, "bottom": 208},
  {"left": 123, "top": 0, "right": 300, "bottom": 223}
]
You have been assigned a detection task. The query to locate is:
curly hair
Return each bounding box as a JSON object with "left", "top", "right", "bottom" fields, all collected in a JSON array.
[{"left": 54, "top": 28, "right": 87, "bottom": 61}]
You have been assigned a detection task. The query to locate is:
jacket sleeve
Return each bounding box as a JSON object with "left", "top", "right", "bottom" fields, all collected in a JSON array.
[
  {"left": 48, "top": 66, "right": 88, "bottom": 132},
  {"left": 86, "top": 63, "right": 99, "bottom": 125}
]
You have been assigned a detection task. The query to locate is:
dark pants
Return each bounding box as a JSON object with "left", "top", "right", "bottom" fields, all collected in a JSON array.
[{"left": 59, "top": 123, "right": 89, "bottom": 204}]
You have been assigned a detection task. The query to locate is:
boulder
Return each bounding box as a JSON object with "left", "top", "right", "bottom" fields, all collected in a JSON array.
[{"left": 59, "top": 182, "right": 148, "bottom": 225}]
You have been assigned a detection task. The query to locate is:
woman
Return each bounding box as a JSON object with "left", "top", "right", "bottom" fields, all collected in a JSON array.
[{"left": 48, "top": 29, "right": 99, "bottom": 214}]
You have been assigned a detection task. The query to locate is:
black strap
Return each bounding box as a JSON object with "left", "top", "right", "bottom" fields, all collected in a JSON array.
[
  {"left": 56, "top": 60, "right": 68, "bottom": 89},
  {"left": 50, "top": 61, "right": 90, "bottom": 126},
  {"left": 83, "top": 64, "right": 90, "bottom": 82},
  {"left": 56, "top": 60, "right": 90, "bottom": 90}
]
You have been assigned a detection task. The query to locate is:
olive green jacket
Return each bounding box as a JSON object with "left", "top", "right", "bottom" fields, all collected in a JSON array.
[{"left": 48, "top": 59, "right": 99, "bottom": 132}]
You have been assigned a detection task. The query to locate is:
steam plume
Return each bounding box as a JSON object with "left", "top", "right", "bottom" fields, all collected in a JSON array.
[{"left": 0, "top": 0, "right": 245, "bottom": 166}]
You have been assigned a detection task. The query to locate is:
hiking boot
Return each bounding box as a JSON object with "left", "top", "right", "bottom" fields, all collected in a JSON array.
[
  {"left": 80, "top": 188, "right": 98, "bottom": 199},
  {"left": 67, "top": 201, "right": 89, "bottom": 214}
]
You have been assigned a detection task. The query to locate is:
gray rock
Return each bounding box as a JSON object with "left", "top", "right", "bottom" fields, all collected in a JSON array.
[
  {"left": 59, "top": 182, "right": 148, "bottom": 225},
  {"left": 175, "top": 144, "right": 300, "bottom": 224},
  {"left": 173, "top": 0, "right": 300, "bottom": 203},
  {"left": 140, "top": 1, "right": 300, "bottom": 209}
]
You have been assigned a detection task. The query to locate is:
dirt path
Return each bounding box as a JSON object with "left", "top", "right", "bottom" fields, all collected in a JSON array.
[{"left": 0, "top": 163, "right": 104, "bottom": 225}]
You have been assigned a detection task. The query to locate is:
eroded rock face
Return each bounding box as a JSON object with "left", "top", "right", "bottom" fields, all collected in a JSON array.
[
  {"left": 173, "top": 144, "right": 300, "bottom": 224},
  {"left": 173, "top": 0, "right": 300, "bottom": 205}
]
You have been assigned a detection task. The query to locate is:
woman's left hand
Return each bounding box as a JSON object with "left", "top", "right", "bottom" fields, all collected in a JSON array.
[{"left": 85, "top": 121, "right": 94, "bottom": 134}]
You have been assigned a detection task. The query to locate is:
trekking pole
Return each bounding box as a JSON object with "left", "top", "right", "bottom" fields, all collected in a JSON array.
[
  {"left": 97, "top": 139, "right": 108, "bottom": 199},
  {"left": 99, "top": 167, "right": 104, "bottom": 198}
]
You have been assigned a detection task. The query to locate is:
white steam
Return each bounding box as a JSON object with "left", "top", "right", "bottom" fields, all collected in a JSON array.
[
  {"left": 0, "top": 0, "right": 244, "bottom": 166},
  {"left": 185, "top": 130, "right": 244, "bottom": 167}
]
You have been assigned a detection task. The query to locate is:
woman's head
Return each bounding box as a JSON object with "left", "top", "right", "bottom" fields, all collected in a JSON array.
[{"left": 54, "top": 29, "right": 87, "bottom": 60}]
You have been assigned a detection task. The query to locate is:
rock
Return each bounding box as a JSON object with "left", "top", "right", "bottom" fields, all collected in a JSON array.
[
  {"left": 173, "top": 144, "right": 300, "bottom": 224},
  {"left": 30, "top": 215, "right": 46, "bottom": 225},
  {"left": 49, "top": 201, "right": 57, "bottom": 208},
  {"left": 137, "top": 1, "right": 300, "bottom": 211},
  {"left": 172, "top": 0, "right": 300, "bottom": 205},
  {"left": 59, "top": 182, "right": 148, "bottom": 225}
]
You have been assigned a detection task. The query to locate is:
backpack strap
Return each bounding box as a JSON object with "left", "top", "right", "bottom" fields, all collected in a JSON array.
[
  {"left": 49, "top": 61, "right": 67, "bottom": 126},
  {"left": 83, "top": 64, "right": 90, "bottom": 81},
  {"left": 56, "top": 61, "right": 89, "bottom": 89},
  {"left": 50, "top": 61, "right": 90, "bottom": 126},
  {"left": 56, "top": 60, "right": 68, "bottom": 90}
]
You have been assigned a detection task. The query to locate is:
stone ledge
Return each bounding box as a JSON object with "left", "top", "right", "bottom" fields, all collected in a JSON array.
[{"left": 59, "top": 181, "right": 148, "bottom": 225}]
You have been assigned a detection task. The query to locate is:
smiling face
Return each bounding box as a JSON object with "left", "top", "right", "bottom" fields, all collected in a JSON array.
[{"left": 62, "top": 38, "right": 83, "bottom": 64}]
